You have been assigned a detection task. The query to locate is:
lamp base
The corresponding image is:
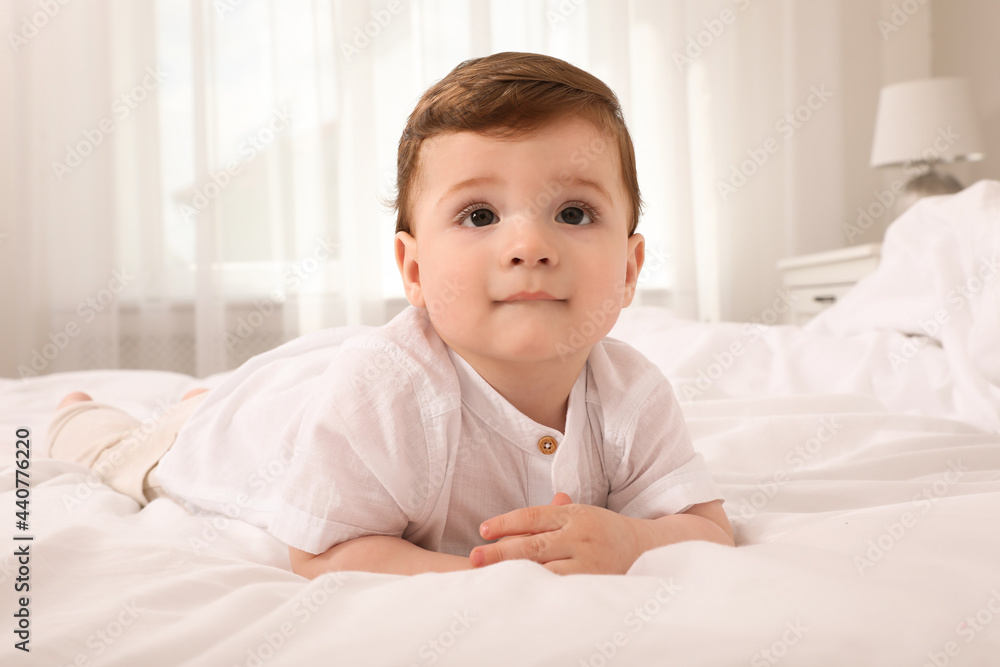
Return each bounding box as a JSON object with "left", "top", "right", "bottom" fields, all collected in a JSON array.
[{"left": 896, "top": 165, "right": 964, "bottom": 215}]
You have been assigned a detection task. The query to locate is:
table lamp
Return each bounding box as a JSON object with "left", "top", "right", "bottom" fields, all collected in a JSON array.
[{"left": 870, "top": 77, "right": 984, "bottom": 211}]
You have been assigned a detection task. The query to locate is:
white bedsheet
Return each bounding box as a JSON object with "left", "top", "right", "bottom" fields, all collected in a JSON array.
[{"left": 3, "top": 183, "right": 1000, "bottom": 665}]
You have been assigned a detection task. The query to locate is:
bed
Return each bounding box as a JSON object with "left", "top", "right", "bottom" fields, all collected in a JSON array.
[{"left": 3, "top": 181, "right": 999, "bottom": 666}]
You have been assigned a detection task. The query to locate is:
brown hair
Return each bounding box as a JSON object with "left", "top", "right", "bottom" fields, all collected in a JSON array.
[{"left": 391, "top": 52, "right": 642, "bottom": 236}]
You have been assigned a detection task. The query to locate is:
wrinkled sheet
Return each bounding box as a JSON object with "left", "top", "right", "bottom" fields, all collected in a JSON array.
[{"left": 808, "top": 179, "right": 1000, "bottom": 431}]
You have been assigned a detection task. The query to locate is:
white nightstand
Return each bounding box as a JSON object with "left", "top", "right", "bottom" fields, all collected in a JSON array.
[{"left": 776, "top": 243, "right": 881, "bottom": 325}]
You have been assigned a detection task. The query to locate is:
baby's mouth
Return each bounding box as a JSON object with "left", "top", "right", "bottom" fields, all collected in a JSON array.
[{"left": 500, "top": 291, "right": 561, "bottom": 302}]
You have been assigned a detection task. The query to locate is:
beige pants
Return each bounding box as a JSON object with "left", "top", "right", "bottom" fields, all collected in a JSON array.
[{"left": 45, "top": 393, "right": 208, "bottom": 506}]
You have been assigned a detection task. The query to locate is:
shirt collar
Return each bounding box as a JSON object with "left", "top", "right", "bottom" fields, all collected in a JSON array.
[{"left": 446, "top": 346, "right": 588, "bottom": 456}]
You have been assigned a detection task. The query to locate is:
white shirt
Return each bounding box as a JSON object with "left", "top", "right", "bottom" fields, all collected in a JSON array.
[{"left": 157, "top": 307, "right": 722, "bottom": 556}]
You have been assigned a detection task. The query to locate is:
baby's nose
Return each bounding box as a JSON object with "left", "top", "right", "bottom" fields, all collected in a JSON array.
[{"left": 503, "top": 215, "right": 557, "bottom": 267}]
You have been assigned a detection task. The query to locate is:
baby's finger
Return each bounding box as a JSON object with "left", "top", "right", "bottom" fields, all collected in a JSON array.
[
  {"left": 470, "top": 531, "right": 569, "bottom": 568},
  {"left": 480, "top": 504, "right": 564, "bottom": 540},
  {"left": 550, "top": 492, "right": 573, "bottom": 506},
  {"left": 497, "top": 532, "right": 530, "bottom": 543}
]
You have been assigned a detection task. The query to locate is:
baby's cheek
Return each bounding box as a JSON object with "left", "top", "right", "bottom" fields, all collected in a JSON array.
[{"left": 422, "top": 272, "right": 469, "bottom": 316}]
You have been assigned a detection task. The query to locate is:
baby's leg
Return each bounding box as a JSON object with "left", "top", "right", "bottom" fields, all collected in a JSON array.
[
  {"left": 46, "top": 389, "right": 209, "bottom": 506},
  {"left": 47, "top": 394, "right": 143, "bottom": 468}
]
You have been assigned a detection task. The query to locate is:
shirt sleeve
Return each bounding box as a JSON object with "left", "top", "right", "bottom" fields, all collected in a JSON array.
[
  {"left": 267, "top": 341, "right": 437, "bottom": 555},
  {"left": 606, "top": 376, "right": 723, "bottom": 519}
]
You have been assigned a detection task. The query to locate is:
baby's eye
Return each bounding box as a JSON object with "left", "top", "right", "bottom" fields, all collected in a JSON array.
[
  {"left": 556, "top": 206, "right": 593, "bottom": 226},
  {"left": 460, "top": 208, "right": 497, "bottom": 228}
]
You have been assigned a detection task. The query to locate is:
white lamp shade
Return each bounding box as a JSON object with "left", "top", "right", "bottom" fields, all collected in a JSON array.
[{"left": 870, "top": 77, "right": 985, "bottom": 168}]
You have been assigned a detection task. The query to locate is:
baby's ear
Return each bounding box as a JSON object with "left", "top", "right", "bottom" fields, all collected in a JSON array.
[
  {"left": 622, "top": 233, "right": 645, "bottom": 307},
  {"left": 395, "top": 231, "right": 425, "bottom": 307}
]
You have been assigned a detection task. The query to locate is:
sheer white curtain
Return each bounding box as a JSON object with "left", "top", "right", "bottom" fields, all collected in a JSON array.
[{"left": 1, "top": 0, "right": 908, "bottom": 378}]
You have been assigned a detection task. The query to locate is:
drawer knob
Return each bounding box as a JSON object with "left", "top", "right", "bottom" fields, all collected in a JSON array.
[{"left": 814, "top": 295, "right": 837, "bottom": 304}]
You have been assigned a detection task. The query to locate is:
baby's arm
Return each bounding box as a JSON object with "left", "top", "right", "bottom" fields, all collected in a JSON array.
[
  {"left": 469, "top": 495, "right": 733, "bottom": 575},
  {"left": 638, "top": 499, "right": 734, "bottom": 551},
  {"left": 289, "top": 537, "right": 472, "bottom": 578},
  {"left": 287, "top": 494, "right": 580, "bottom": 578}
]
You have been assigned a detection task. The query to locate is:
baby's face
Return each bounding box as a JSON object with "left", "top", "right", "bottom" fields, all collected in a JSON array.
[{"left": 395, "top": 115, "right": 644, "bottom": 369}]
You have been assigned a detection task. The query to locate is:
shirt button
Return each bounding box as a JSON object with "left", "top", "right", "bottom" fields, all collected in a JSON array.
[{"left": 538, "top": 436, "right": 558, "bottom": 455}]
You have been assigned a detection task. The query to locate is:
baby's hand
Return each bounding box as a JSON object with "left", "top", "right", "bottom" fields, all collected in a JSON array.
[{"left": 470, "top": 493, "right": 644, "bottom": 575}]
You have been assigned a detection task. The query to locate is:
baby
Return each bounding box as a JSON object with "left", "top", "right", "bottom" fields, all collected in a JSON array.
[{"left": 47, "top": 52, "right": 733, "bottom": 577}]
